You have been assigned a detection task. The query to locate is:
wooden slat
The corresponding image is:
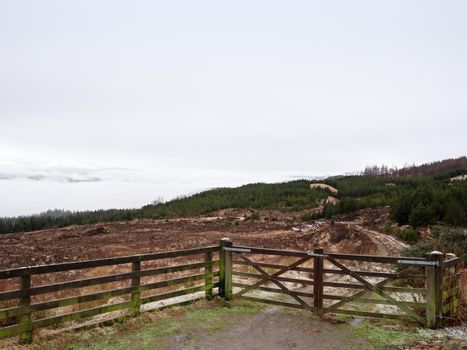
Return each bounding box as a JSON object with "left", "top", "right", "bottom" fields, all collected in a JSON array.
[
  {"left": 324, "top": 269, "right": 425, "bottom": 280},
  {"left": 324, "top": 308, "right": 423, "bottom": 322},
  {"left": 141, "top": 283, "right": 219, "bottom": 304},
  {"left": 238, "top": 296, "right": 312, "bottom": 310},
  {"left": 0, "top": 246, "right": 220, "bottom": 279},
  {"left": 230, "top": 246, "right": 309, "bottom": 257},
  {"left": 324, "top": 295, "right": 425, "bottom": 307},
  {"left": 233, "top": 283, "right": 313, "bottom": 298},
  {"left": 323, "top": 282, "right": 425, "bottom": 294},
  {"left": 323, "top": 281, "right": 364, "bottom": 289},
  {"left": 326, "top": 252, "right": 426, "bottom": 264},
  {"left": 233, "top": 260, "right": 313, "bottom": 273},
  {"left": 232, "top": 271, "right": 314, "bottom": 285}
]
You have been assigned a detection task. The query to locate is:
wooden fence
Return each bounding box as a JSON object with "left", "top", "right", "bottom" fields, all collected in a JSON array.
[
  {"left": 0, "top": 245, "right": 219, "bottom": 344},
  {"left": 0, "top": 238, "right": 461, "bottom": 344}
]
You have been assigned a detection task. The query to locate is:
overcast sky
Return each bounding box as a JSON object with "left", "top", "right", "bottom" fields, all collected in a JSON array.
[{"left": 1, "top": 1, "right": 466, "bottom": 216}]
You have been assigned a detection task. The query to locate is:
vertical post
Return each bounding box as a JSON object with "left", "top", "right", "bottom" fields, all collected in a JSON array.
[
  {"left": 425, "top": 251, "right": 443, "bottom": 328},
  {"left": 204, "top": 250, "right": 213, "bottom": 300},
  {"left": 131, "top": 260, "right": 141, "bottom": 317},
  {"left": 19, "top": 274, "right": 32, "bottom": 344},
  {"left": 219, "top": 238, "right": 232, "bottom": 302},
  {"left": 313, "top": 248, "right": 324, "bottom": 317}
]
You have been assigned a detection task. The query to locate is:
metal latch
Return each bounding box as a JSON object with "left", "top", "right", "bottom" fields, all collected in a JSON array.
[
  {"left": 397, "top": 259, "right": 439, "bottom": 267},
  {"left": 223, "top": 247, "right": 252, "bottom": 253}
]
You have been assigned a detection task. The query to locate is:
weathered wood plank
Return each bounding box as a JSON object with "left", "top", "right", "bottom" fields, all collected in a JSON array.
[
  {"left": 324, "top": 308, "right": 423, "bottom": 322},
  {"left": 233, "top": 271, "right": 314, "bottom": 285},
  {"left": 141, "top": 283, "right": 219, "bottom": 304},
  {"left": 326, "top": 252, "right": 426, "bottom": 264},
  {"left": 239, "top": 296, "right": 312, "bottom": 310},
  {"left": 233, "top": 260, "right": 313, "bottom": 273},
  {"left": 324, "top": 294, "right": 425, "bottom": 307},
  {"left": 0, "top": 246, "right": 220, "bottom": 279},
  {"left": 232, "top": 283, "right": 313, "bottom": 298}
]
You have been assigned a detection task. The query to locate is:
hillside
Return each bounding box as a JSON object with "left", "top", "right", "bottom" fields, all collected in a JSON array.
[{"left": 0, "top": 156, "right": 466, "bottom": 234}]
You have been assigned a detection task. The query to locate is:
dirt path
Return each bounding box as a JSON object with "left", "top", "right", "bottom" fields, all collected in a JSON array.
[
  {"left": 172, "top": 308, "right": 370, "bottom": 350},
  {"left": 353, "top": 225, "right": 408, "bottom": 256}
]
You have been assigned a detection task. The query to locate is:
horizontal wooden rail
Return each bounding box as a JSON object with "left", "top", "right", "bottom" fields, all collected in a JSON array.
[
  {"left": 326, "top": 252, "right": 426, "bottom": 264},
  {"left": 141, "top": 283, "right": 219, "bottom": 305},
  {"left": 444, "top": 257, "right": 461, "bottom": 268},
  {"left": 323, "top": 294, "right": 425, "bottom": 308},
  {"left": 232, "top": 282, "right": 313, "bottom": 298},
  {"left": 232, "top": 271, "right": 314, "bottom": 285},
  {"left": 322, "top": 281, "right": 425, "bottom": 294},
  {"left": 229, "top": 246, "right": 310, "bottom": 257},
  {"left": 233, "top": 260, "right": 313, "bottom": 273},
  {"left": 239, "top": 296, "right": 312, "bottom": 310},
  {"left": 0, "top": 246, "right": 219, "bottom": 280},
  {"left": 323, "top": 268, "right": 425, "bottom": 280},
  {"left": 323, "top": 308, "right": 421, "bottom": 321}
]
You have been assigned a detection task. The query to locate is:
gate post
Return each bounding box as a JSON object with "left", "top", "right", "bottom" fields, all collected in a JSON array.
[
  {"left": 425, "top": 251, "right": 444, "bottom": 328},
  {"left": 204, "top": 250, "right": 213, "bottom": 300},
  {"left": 219, "top": 238, "right": 233, "bottom": 301},
  {"left": 131, "top": 260, "right": 141, "bottom": 317},
  {"left": 313, "top": 248, "right": 324, "bottom": 317},
  {"left": 19, "top": 274, "right": 32, "bottom": 344}
]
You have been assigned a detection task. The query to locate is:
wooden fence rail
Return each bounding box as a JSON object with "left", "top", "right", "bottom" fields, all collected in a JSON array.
[{"left": 0, "top": 238, "right": 462, "bottom": 344}]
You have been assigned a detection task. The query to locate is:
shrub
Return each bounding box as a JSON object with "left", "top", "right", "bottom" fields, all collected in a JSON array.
[{"left": 398, "top": 228, "right": 419, "bottom": 243}]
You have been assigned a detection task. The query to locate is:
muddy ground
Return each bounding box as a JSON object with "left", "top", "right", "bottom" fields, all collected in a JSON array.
[{"left": 0, "top": 209, "right": 385, "bottom": 269}]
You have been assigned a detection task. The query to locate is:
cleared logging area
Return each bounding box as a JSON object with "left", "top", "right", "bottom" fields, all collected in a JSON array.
[{"left": 0, "top": 239, "right": 461, "bottom": 345}]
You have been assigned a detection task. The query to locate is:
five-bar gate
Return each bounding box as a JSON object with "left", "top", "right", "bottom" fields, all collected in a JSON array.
[{"left": 219, "top": 238, "right": 461, "bottom": 328}]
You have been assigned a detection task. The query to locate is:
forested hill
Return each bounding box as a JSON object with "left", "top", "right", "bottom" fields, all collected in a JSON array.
[{"left": 0, "top": 157, "right": 466, "bottom": 234}]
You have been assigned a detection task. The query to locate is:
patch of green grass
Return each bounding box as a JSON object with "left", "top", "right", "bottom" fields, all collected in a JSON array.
[
  {"left": 353, "top": 321, "right": 422, "bottom": 349},
  {"left": 67, "top": 319, "right": 182, "bottom": 350},
  {"left": 184, "top": 304, "right": 259, "bottom": 332},
  {"left": 61, "top": 302, "right": 260, "bottom": 350}
]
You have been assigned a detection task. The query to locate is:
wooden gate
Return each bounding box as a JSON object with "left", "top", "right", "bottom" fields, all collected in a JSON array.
[{"left": 220, "top": 238, "right": 461, "bottom": 327}]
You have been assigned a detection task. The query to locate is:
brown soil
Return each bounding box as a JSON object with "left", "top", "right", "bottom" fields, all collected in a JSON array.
[
  {"left": 0, "top": 213, "right": 382, "bottom": 270},
  {"left": 165, "top": 308, "right": 370, "bottom": 350}
]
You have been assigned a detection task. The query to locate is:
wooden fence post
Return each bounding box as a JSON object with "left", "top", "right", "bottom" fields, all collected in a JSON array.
[
  {"left": 204, "top": 250, "right": 213, "bottom": 300},
  {"left": 131, "top": 260, "right": 141, "bottom": 316},
  {"left": 19, "top": 274, "right": 32, "bottom": 344},
  {"left": 219, "top": 238, "right": 232, "bottom": 302},
  {"left": 313, "top": 248, "right": 324, "bottom": 317},
  {"left": 425, "top": 251, "right": 443, "bottom": 328}
]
